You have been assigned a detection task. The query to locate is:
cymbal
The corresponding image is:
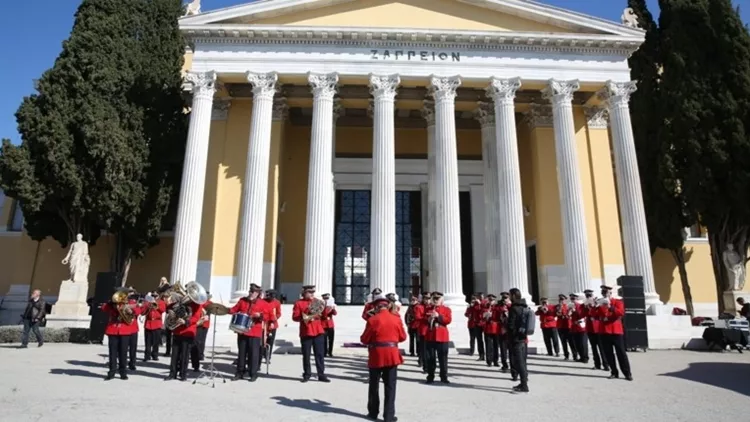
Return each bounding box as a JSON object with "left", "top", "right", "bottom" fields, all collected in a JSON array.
[{"left": 204, "top": 302, "right": 230, "bottom": 316}]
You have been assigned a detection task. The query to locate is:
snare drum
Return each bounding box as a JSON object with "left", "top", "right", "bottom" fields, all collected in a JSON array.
[{"left": 230, "top": 313, "right": 252, "bottom": 334}]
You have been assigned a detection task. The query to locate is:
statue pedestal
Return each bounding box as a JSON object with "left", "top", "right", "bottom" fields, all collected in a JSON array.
[
  {"left": 46, "top": 280, "right": 91, "bottom": 329},
  {"left": 721, "top": 290, "right": 746, "bottom": 317}
]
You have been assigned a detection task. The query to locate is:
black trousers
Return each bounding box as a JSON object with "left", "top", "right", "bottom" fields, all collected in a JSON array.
[
  {"left": 573, "top": 332, "right": 589, "bottom": 362},
  {"left": 469, "top": 327, "right": 485, "bottom": 357},
  {"left": 21, "top": 319, "right": 43, "bottom": 346},
  {"left": 425, "top": 341, "right": 449, "bottom": 380},
  {"left": 368, "top": 366, "right": 398, "bottom": 420},
  {"left": 408, "top": 328, "right": 418, "bottom": 356},
  {"left": 509, "top": 341, "right": 528, "bottom": 385},
  {"left": 541, "top": 327, "right": 560, "bottom": 355},
  {"left": 417, "top": 335, "right": 425, "bottom": 366},
  {"left": 558, "top": 328, "right": 576, "bottom": 358},
  {"left": 169, "top": 335, "right": 193, "bottom": 378},
  {"left": 588, "top": 333, "right": 609, "bottom": 369},
  {"left": 325, "top": 328, "right": 335, "bottom": 356},
  {"left": 144, "top": 329, "right": 161, "bottom": 360},
  {"left": 237, "top": 335, "right": 262, "bottom": 378},
  {"left": 107, "top": 334, "right": 130, "bottom": 375},
  {"left": 163, "top": 329, "right": 173, "bottom": 356},
  {"left": 128, "top": 332, "right": 138, "bottom": 367},
  {"left": 266, "top": 329, "right": 277, "bottom": 361},
  {"left": 484, "top": 333, "right": 499, "bottom": 365},
  {"left": 301, "top": 334, "right": 326, "bottom": 378},
  {"left": 195, "top": 327, "right": 208, "bottom": 359},
  {"left": 498, "top": 334, "right": 509, "bottom": 367},
  {"left": 601, "top": 334, "right": 632, "bottom": 377}
]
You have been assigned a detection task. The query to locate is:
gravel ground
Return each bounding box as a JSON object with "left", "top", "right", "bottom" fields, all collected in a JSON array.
[{"left": 0, "top": 343, "right": 748, "bottom": 422}]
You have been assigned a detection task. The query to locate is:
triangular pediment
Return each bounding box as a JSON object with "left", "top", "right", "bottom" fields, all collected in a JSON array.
[{"left": 182, "top": 0, "right": 643, "bottom": 37}]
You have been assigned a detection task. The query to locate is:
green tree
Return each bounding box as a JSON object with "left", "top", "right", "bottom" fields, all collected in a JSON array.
[
  {"left": 659, "top": 0, "right": 750, "bottom": 313},
  {"left": 628, "top": 0, "right": 698, "bottom": 316}
]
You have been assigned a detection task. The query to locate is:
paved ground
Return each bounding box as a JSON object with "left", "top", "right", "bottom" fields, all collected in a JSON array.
[{"left": 0, "top": 343, "right": 748, "bottom": 422}]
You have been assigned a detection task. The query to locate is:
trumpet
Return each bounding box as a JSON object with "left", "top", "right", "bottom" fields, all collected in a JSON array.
[
  {"left": 540, "top": 305, "right": 549, "bottom": 313},
  {"left": 483, "top": 309, "right": 493, "bottom": 321},
  {"left": 596, "top": 297, "right": 611, "bottom": 307}
]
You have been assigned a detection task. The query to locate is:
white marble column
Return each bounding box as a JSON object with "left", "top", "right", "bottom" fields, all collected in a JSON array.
[
  {"left": 303, "top": 72, "right": 339, "bottom": 293},
  {"left": 542, "top": 79, "right": 592, "bottom": 296},
  {"left": 488, "top": 78, "right": 531, "bottom": 300},
  {"left": 369, "top": 74, "right": 400, "bottom": 295},
  {"left": 233, "top": 72, "right": 278, "bottom": 301},
  {"left": 475, "top": 102, "right": 501, "bottom": 295},
  {"left": 430, "top": 75, "right": 464, "bottom": 305},
  {"left": 599, "top": 81, "right": 661, "bottom": 306},
  {"left": 170, "top": 71, "right": 217, "bottom": 284},
  {"left": 422, "top": 102, "right": 438, "bottom": 293},
  {"left": 329, "top": 100, "right": 342, "bottom": 298}
]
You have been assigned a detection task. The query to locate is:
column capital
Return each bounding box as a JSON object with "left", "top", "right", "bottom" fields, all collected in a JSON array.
[
  {"left": 474, "top": 102, "right": 495, "bottom": 128},
  {"left": 246, "top": 72, "right": 278, "bottom": 100},
  {"left": 272, "top": 97, "right": 288, "bottom": 121},
  {"left": 185, "top": 71, "right": 217, "bottom": 100},
  {"left": 308, "top": 72, "right": 339, "bottom": 100},
  {"left": 429, "top": 75, "right": 462, "bottom": 103},
  {"left": 584, "top": 105, "right": 609, "bottom": 129},
  {"left": 421, "top": 100, "right": 436, "bottom": 126},
  {"left": 598, "top": 80, "right": 638, "bottom": 109},
  {"left": 369, "top": 74, "right": 400, "bottom": 100},
  {"left": 542, "top": 79, "right": 580, "bottom": 106},
  {"left": 522, "top": 103, "right": 554, "bottom": 129},
  {"left": 486, "top": 77, "right": 522, "bottom": 105},
  {"left": 212, "top": 99, "right": 231, "bottom": 121}
]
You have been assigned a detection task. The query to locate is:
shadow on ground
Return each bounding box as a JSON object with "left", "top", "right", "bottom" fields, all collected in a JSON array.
[{"left": 660, "top": 362, "right": 750, "bottom": 397}]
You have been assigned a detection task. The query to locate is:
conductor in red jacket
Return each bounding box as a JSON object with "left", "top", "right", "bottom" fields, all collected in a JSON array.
[
  {"left": 596, "top": 285, "right": 632, "bottom": 381},
  {"left": 424, "top": 292, "right": 452, "bottom": 384},
  {"left": 360, "top": 294, "right": 407, "bottom": 422},
  {"left": 292, "top": 285, "right": 331, "bottom": 383}
]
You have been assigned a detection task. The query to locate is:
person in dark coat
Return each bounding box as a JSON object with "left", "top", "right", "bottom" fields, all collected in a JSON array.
[
  {"left": 506, "top": 288, "right": 529, "bottom": 393},
  {"left": 20, "top": 289, "right": 46, "bottom": 348}
]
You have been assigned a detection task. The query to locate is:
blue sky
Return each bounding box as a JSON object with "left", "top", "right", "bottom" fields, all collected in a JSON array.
[{"left": 1, "top": 0, "right": 748, "bottom": 143}]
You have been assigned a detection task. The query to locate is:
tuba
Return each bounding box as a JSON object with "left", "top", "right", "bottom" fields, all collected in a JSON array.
[
  {"left": 303, "top": 297, "right": 325, "bottom": 323},
  {"left": 165, "top": 281, "right": 208, "bottom": 330},
  {"left": 112, "top": 288, "right": 136, "bottom": 324}
]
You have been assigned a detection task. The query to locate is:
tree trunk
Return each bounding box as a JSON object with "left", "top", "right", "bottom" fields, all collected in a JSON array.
[
  {"left": 112, "top": 234, "right": 133, "bottom": 287},
  {"left": 708, "top": 230, "right": 728, "bottom": 314},
  {"left": 670, "top": 247, "right": 694, "bottom": 318},
  {"left": 120, "top": 254, "right": 133, "bottom": 287}
]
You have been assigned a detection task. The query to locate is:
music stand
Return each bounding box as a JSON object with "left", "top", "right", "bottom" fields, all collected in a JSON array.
[{"left": 193, "top": 313, "right": 226, "bottom": 387}]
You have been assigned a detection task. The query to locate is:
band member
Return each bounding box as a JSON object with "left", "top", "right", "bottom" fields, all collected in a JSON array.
[
  {"left": 417, "top": 292, "right": 431, "bottom": 370},
  {"left": 466, "top": 293, "right": 485, "bottom": 360},
  {"left": 360, "top": 294, "right": 407, "bottom": 422},
  {"left": 583, "top": 289, "right": 609, "bottom": 371},
  {"left": 497, "top": 292, "right": 511, "bottom": 371},
  {"left": 158, "top": 278, "right": 173, "bottom": 357},
  {"left": 165, "top": 294, "right": 203, "bottom": 381},
  {"left": 555, "top": 294, "right": 575, "bottom": 360},
  {"left": 321, "top": 293, "right": 337, "bottom": 357},
  {"left": 263, "top": 290, "right": 282, "bottom": 363},
  {"left": 535, "top": 297, "right": 559, "bottom": 356},
  {"left": 424, "top": 292, "right": 452, "bottom": 384},
  {"left": 127, "top": 290, "right": 142, "bottom": 370},
  {"left": 101, "top": 291, "right": 142, "bottom": 380},
  {"left": 362, "top": 288, "right": 383, "bottom": 321},
  {"left": 191, "top": 294, "right": 211, "bottom": 372},
  {"left": 482, "top": 294, "right": 500, "bottom": 367},
  {"left": 596, "top": 285, "right": 633, "bottom": 381},
  {"left": 405, "top": 294, "right": 421, "bottom": 357},
  {"left": 143, "top": 293, "right": 166, "bottom": 361},
  {"left": 569, "top": 293, "right": 589, "bottom": 363},
  {"left": 292, "top": 285, "right": 331, "bottom": 383},
  {"left": 228, "top": 284, "right": 267, "bottom": 381},
  {"left": 506, "top": 288, "right": 529, "bottom": 393}
]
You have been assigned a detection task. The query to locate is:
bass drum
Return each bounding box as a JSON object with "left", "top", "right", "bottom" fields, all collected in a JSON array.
[{"left": 230, "top": 313, "right": 252, "bottom": 334}]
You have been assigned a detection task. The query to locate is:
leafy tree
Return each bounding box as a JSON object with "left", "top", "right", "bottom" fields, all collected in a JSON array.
[
  {"left": 659, "top": 0, "right": 750, "bottom": 313},
  {"left": 628, "top": 0, "right": 698, "bottom": 316}
]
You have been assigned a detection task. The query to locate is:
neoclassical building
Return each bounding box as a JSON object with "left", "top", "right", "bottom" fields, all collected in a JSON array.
[{"left": 0, "top": 0, "right": 743, "bottom": 326}]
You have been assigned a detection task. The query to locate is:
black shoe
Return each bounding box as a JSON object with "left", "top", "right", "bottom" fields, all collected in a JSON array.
[
  {"left": 249, "top": 376, "right": 258, "bottom": 382},
  {"left": 153, "top": 357, "right": 159, "bottom": 361},
  {"left": 477, "top": 356, "right": 484, "bottom": 361},
  {"left": 120, "top": 373, "right": 129, "bottom": 380},
  {"left": 625, "top": 375, "right": 633, "bottom": 381},
  {"left": 128, "top": 365, "right": 136, "bottom": 371},
  {"left": 366, "top": 414, "right": 378, "bottom": 421},
  {"left": 164, "top": 352, "right": 171, "bottom": 357},
  {"left": 409, "top": 353, "right": 415, "bottom": 357},
  {"left": 19, "top": 345, "right": 28, "bottom": 349},
  {"left": 493, "top": 362, "right": 500, "bottom": 367},
  {"left": 511, "top": 376, "right": 518, "bottom": 382},
  {"left": 547, "top": 353, "right": 553, "bottom": 356},
  {"left": 104, "top": 373, "right": 115, "bottom": 381},
  {"left": 385, "top": 417, "right": 398, "bottom": 422},
  {"left": 425, "top": 377, "right": 434, "bottom": 384},
  {"left": 564, "top": 356, "right": 570, "bottom": 361},
  {"left": 301, "top": 377, "right": 310, "bottom": 383},
  {"left": 440, "top": 378, "right": 450, "bottom": 384},
  {"left": 608, "top": 374, "right": 619, "bottom": 379},
  {"left": 555, "top": 353, "right": 560, "bottom": 357},
  {"left": 143, "top": 358, "right": 150, "bottom": 363},
  {"left": 603, "top": 367, "right": 611, "bottom": 372},
  {"left": 37, "top": 343, "right": 43, "bottom": 348},
  {"left": 318, "top": 376, "right": 331, "bottom": 383},
  {"left": 581, "top": 360, "right": 589, "bottom": 364},
  {"left": 232, "top": 373, "right": 244, "bottom": 381},
  {"left": 179, "top": 376, "right": 187, "bottom": 382},
  {"left": 512, "top": 384, "right": 529, "bottom": 393},
  {"left": 164, "top": 375, "right": 176, "bottom": 381},
  {"left": 501, "top": 366, "right": 509, "bottom": 372},
  {"left": 486, "top": 362, "right": 491, "bottom": 367}
]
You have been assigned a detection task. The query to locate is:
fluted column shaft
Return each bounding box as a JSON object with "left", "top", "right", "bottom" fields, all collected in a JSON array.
[
  {"left": 233, "top": 72, "right": 278, "bottom": 300},
  {"left": 303, "top": 73, "right": 339, "bottom": 293},
  {"left": 369, "top": 74, "right": 400, "bottom": 295},
  {"left": 600, "top": 81, "right": 660, "bottom": 304},
  {"left": 329, "top": 102, "right": 341, "bottom": 297},
  {"left": 171, "top": 71, "right": 217, "bottom": 284},
  {"left": 430, "top": 76, "right": 464, "bottom": 305},
  {"left": 423, "top": 102, "right": 437, "bottom": 293},
  {"left": 543, "top": 79, "right": 592, "bottom": 295},
  {"left": 475, "top": 103, "right": 501, "bottom": 295}
]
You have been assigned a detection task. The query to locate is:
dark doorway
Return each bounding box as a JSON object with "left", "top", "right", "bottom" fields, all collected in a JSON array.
[
  {"left": 459, "top": 191, "right": 474, "bottom": 302},
  {"left": 528, "top": 244, "right": 540, "bottom": 303}
]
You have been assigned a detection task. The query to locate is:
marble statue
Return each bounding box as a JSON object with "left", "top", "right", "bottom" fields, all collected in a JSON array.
[
  {"left": 185, "top": 0, "right": 201, "bottom": 16},
  {"left": 722, "top": 244, "right": 746, "bottom": 291},
  {"left": 61, "top": 234, "right": 91, "bottom": 283},
  {"left": 621, "top": 8, "right": 640, "bottom": 29}
]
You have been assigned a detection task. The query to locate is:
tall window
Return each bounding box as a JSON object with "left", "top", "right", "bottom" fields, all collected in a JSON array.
[
  {"left": 395, "top": 191, "right": 422, "bottom": 301},
  {"left": 8, "top": 200, "right": 23, "bottom": 232}
]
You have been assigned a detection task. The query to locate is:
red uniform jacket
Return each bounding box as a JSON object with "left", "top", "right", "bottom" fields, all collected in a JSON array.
[
  {"left": 570, "top": 303, "right": 587, "bottom": 334},
  {"left": 322, "top": 306, "right": 337, "bottom": 329},
  {"left": 102, "top": 301, "right": 143, "bottom": 336},
  {"left": 143, "top": 300, "right": 167, "bottom": 331},
  {"left": 171, "top": 302, "right": 203, "bottom": 338},
  {"left": 229, "top": 298, "right": 268, "bottom": 338},
  {"left": 361, "top": 308, "right": 407, "bottom": 368},
  {"left": 535, "top": 306, "right": 557, "bottom": 329},
  {"left": 424, "top": 305, "right": 452, "bottom": 342},
  {"left": 595, "top": 298, "right": 625, "bottom": 335},
  {"left": 583, "top": 305, "right": 601, "bottom": 334},
  {"left": 292, "top": 299, "right": 330, "bottom": 338},
  {"left": 482, "top": 304, "right": 501, "bottom": 335},
  {"left": 200, "top": 300, "right": 211, "bottom": 329},
  {"left": 555, "top": 304, "right": 571, "bottom": 330},
  {"left": 418, "top": 305, "right": 432, "bottom": 337},
  {"left": 409, "top": 304, "right": 424, "bottom": 330},
  {"left": 266, "top": 299, "right": 282, "bottom": 330},
  {"left": 362, "top": 303, "right": 375, "bottom": 321}
]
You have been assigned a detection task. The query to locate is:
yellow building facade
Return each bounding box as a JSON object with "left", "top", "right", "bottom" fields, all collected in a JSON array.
[{"left": 1, "top": 0, "right": 743, "bottom": 318}]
